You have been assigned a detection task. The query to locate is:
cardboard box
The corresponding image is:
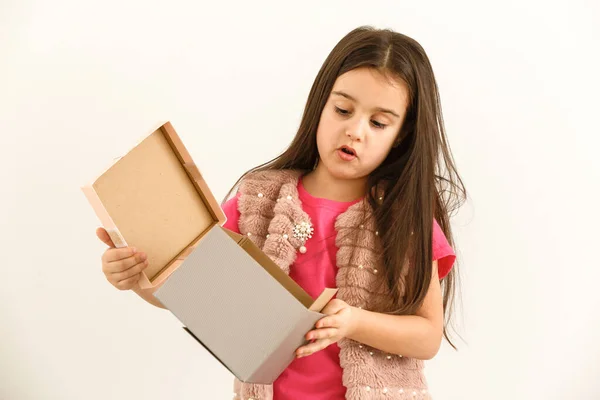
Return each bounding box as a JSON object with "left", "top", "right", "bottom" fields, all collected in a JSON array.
[
  {"left": 82, "top": 121, "right": 337, "bottom": 384},
  {"left": 81, "top": 121, "right": 226, "bottom": 289}
]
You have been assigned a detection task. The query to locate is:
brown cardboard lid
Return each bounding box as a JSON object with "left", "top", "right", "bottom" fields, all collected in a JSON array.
[{"left": 83, "top": 121, "right": 226, "bottom": 283}]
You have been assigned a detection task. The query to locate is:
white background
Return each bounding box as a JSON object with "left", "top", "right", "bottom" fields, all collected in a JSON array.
[{"left": 1, "top": 0, "right": 599, "bottom": 399}]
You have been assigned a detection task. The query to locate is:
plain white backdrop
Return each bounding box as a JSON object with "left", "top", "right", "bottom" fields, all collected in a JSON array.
[{"left": 1, "top": 0, "right": 599, "bottom": 399}]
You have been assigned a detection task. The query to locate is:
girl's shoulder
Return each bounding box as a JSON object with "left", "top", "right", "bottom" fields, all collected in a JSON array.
[{"left": 221, "top": 169, "right": 303, "bottom": 233}]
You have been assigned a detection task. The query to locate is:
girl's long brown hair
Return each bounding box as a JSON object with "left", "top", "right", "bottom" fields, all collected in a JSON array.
[{"left": 223, "top": 26, "right": 467, "bottom": 348}]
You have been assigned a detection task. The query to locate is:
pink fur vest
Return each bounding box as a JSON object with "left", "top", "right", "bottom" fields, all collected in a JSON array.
[{"left": 232, "top": 169, "right": 431, "bottom": 399}]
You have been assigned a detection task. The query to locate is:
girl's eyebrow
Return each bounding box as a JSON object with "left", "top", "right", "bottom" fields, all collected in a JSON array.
[{"left": 332, "top": 90, "right": 401, "bottom": 118}]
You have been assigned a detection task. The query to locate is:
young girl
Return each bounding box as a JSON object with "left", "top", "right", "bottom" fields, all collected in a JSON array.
[{"left": 97, "top": 25, "right": 466, "bottom": 399}]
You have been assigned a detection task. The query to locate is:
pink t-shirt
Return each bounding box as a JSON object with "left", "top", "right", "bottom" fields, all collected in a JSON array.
[{"left": 221, "top": 177, "right": 456, "bottom": 400}]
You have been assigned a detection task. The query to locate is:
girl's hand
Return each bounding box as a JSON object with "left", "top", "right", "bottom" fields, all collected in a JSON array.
[
  {"left": 97, "top": 227, "right": 149, "bottom": 290},
  {"left": 296, "top": 299, "right": 358, "bottom": 358}
]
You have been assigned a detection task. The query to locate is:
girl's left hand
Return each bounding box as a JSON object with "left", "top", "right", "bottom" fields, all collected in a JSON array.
[{"left": 296, "top": 299, "right": 358, "bottom": 358}]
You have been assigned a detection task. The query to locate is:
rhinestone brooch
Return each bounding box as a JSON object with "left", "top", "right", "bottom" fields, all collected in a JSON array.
[{"left": 293, "top": 221, "right": 314, "bottom": 254}]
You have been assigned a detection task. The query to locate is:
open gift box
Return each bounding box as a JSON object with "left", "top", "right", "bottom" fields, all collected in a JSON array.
[{"left": 82, "top": 121, "right": 337, "bottom": 384}]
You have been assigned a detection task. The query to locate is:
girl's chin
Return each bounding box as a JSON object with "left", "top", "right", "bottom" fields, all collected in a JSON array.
[{"left": 319, "top": 159, "right": 366, "bottom": 181}]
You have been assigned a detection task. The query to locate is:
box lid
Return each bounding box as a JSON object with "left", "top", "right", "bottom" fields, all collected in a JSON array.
[{"left": 82, "top": 121, "right": 226, "bottom": 285}]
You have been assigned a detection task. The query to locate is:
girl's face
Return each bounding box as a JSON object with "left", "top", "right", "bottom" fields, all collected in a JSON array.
[{"left": 315, "top": 67, "right": 409, "bottom": 181}]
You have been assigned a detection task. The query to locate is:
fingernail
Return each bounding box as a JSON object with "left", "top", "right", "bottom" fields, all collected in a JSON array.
[{"left": 131, "top": 247, "right": 137, "bottom": 253}]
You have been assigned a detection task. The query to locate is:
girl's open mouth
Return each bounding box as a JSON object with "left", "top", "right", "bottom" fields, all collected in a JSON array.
[{"left": 338, "top": 146, "right": 357, "bottom": 161}]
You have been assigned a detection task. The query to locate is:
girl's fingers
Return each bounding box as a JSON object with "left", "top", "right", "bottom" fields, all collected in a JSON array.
[
  {"left": 96, "top": 227, "right": 115, "bottom": 248},
  {"left": 316, "top": 315, "right": 340, "bottom": 329},
  {"left": 306, "top": 328, "right": 337, "bottom": 341},
  {"left": 114, "top": 274, "right": 141, "bottom": 291},
  {"left": 320, "top": 299, "right": 346, "bottom": 315},
  {"left": 102, "top": 247, "right": 139, "bottom": 264},
  {"left": 297, "top": 338, "right": 332, "bottom": 358},
  {"left": 104, "top": 252, "right": 147, "bottom": 274},
  {"left": 110, "top": 260, "right": 149, "bottom": 282}
]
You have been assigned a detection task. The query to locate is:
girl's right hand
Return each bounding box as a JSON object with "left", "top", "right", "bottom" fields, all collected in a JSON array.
[{"left": 96, "top": 227, "right": 149, "bottom": 290}]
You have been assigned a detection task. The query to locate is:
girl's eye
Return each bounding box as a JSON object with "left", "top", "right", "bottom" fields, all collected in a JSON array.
[
  {"left": 335, "top": 106, "right": 350, "bottom": 115},
  {"left": 371, "top": 120, "right": 387, "bottom": 129},
  {"left": 335, "top": 106, "right": 387, "bottom": 129}
]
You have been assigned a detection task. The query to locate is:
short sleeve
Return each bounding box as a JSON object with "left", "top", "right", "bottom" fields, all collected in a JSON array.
[
  {"left": 432, "top": 219, "right": 456, "bottom": 280},
  {"left": 221, "top": 192, "right": 241, "bottom": 234}
]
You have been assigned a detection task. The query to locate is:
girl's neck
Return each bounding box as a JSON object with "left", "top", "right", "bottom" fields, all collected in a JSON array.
[{"left": 301, "top": 163, "right": 367, "bottom": 203}]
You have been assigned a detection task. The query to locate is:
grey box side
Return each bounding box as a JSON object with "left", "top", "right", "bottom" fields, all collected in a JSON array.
[
  {"left": 246, "top": 310, "right": 324, "bottom": 384},
  {"left": 154, "top": 226, "right": 312, "bottom": 382}
]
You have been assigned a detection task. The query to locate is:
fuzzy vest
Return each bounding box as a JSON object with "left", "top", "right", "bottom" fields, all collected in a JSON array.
[{"left": 232, "top": 169, "right": 431, "bottom": 400}]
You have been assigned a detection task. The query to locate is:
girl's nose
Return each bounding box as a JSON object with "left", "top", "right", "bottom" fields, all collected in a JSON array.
[{"left": 345, "top": 117, "right": 368, "bottom": 142}]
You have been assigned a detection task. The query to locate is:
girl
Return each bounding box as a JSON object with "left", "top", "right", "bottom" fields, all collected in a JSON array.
[{"left": 97, "top": 26, "right": 466, "bottom": 399}]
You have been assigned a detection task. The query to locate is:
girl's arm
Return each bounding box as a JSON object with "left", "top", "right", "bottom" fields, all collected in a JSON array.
[{"left": 347, "top": 260, "right": 444, "bottom": 360}]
